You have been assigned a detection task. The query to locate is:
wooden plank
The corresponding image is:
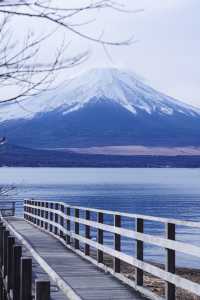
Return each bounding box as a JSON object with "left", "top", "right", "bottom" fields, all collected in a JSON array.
[
  {"left": 25, "top": 210, "right": 200, "bottom": 259},
  {"left": 66, "top": 207, "right": 71, "bottom": 245},
  {"left": 35, "top": 280, "right": 50, "bottom": 300},
  {"left": 60, "top": 204, "right": 64, "bottom": 239},
  {"left": 97, "top": 212, "right": 103, "bottom": 263},
  {"left": 3, "top": 218, "right": 83, "bottom": 300},
  {"left": 23, "top": 212, "right": 200, "bottom": 297},
  {"left": 45, "top": 202, "right": 49, "bottom": 231},
  {"left": 22, "top": 201, "right": 200, "bottom": 299},
  {"left": 12, "top": 245, "right": 22, "bottom": 300},
  {"left": 114, "top": 214, "right": 121, "bottom": 273},
  {"left": 25, "top": 201, "right": 200, "bottom": 228},
  {"left": 74, "top": 209, "right": 79, "bottom": 250},
  {"left": 54, "top": 203, "right": 59, "bottom": 236},
  {"left": 3, "top": 230, "right": 9, "bottom": 278},
  {"left": 165, "top": 223, "right": 176, "bottom": 300},
  {"left": 7, "top": 236, "right": 15, "bottom": 291},
  {"left": 20, "top": 257, "right": 32, "bottom": 300},
  {"left": 0, "top": 225, "right": 5, "bottom": 267},
  {"left": 50, "top": 202, "right": 53, "bottom": 233},
  {"left": 135, "top": 218, "right": 144, "bottom": 286},
  {"left": 85, "top": 210, "right": 90, "bottom": 256},
  {"left": 5, "top": 217, "right": 145, "bottom": 300},
  {"left": 57, "top": 228, "right": 200, "bottom": 297}
]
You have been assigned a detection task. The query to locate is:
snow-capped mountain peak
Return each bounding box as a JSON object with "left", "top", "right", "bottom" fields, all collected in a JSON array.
[
  {"left": 59, "top": 67, "right": 200, "bottom": 117},
  {"left": 0, "top": 67, "right": 200, "bottom": 123},
  {"left": 1, "top": 68, "right": 200, "bottom": 149}
]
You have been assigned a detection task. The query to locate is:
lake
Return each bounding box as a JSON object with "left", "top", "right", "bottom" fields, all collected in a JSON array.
[{"left": 0, "top": 167, "right": 200, "bottom": 268}]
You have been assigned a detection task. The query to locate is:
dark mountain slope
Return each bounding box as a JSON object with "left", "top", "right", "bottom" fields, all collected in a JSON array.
[
  {"left": 0, "top": 68, "right": 200, "bottom": 148},
  {"left": 1, "top": 99, "right": 200, "bottom": 148}
]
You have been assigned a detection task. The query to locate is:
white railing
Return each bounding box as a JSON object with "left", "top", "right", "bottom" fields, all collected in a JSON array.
[{"left": 24, "top": 199, "right": 200, "bottom": 300}]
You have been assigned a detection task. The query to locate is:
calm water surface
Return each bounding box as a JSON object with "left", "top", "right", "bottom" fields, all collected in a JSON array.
[{"left": 0, "top": 167, "right": 200, "bottom": 267}]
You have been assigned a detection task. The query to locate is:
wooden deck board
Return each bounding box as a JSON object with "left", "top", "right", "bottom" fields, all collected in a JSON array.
[
  {"left": 5, "top": 217, "right": 146, "bottom": 300},
  {"left": 12, "top": 227, "right": 69, "bottom": 300}
]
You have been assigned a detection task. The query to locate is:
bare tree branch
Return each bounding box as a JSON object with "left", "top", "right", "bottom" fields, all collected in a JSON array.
[{"left": 0, "top": 0, "right": 136, "bottom": 104}]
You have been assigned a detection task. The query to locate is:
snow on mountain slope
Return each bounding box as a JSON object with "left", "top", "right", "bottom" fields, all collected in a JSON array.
[
  {"left": 0, "top": 67, "right": 200, "bottom": 123},
  {"left": 62, "top": 68, "right": 200, "bottom": 117}
]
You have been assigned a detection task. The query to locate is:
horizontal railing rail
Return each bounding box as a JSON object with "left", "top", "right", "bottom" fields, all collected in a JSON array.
[
  {"left": 24, "top": 199, "right": 200, "bottom": 300},
  {"left": 0, "top": 201, "right": 16, "bottom": 217},
  {"left": 0, "top": 201, "right": 23, "bottom": 217},
  {"left": 25, "top": 199, "right": 200, "bottom": 228}
]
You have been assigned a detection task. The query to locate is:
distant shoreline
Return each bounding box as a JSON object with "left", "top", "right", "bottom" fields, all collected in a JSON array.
[
  {"left": 1, "top": 144, "right": 200, "bottom": 168},
  {"left": 1, "top": 161, "right": 200, "bottom": 168},
  {"left": 66, "top": 145, "right": 200, "bottom": 156}
]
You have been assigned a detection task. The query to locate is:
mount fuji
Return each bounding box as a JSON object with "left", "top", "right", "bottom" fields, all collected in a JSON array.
[{"left": 0, "top": 68, "right": 200, "bottom": 149}]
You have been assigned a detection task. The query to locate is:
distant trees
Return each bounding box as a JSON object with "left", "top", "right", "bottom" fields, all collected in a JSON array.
[{"left": 0, "top": 1, "right": 134, "bottom": 104}]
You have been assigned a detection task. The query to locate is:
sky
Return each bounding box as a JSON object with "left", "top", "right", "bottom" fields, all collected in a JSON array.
[
  {"left": 77, "top": 0, "right": 200, "bottom": 108},
  {"left": 1, "top": 0, "right": 200, "bottom": 108}
]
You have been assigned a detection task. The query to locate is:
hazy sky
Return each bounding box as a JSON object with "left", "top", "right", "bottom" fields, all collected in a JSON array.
[
  {"left": 2, "top": 0, "right": 200, "bottom": 108},
  {"left": 68, "top": 0, "right": 200, "bottom": 108}
]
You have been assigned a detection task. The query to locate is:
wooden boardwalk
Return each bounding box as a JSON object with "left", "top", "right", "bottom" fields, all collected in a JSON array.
[
  {"left": 2, "top": 200, "right": 200, "bottom": 300},
  {"left": 5, "top": 217, "right": 146, "bottom": 300}
]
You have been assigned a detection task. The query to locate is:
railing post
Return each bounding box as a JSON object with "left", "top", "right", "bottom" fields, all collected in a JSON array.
[
  {"left": 29, "top": 200, "right": 32, "bottom": 222},
  {"left": 97, "top": 212, "right": 103, "bottom": 263},
  {"left": 66, "top": 207, "right": 71, "bottom": 245},
  {"left": 54, "top": 203, "right": 58, "bottom": 235},
  {"left": 41, "top": 202, "right": 44, "bottom": 228},
  {"left": 85, "top": 210, "right": 90, "bottom": 256},
  {"left": 31, "top": 201, "right": 33, "bottom": 223},
  {"left": 32, "top": 201, "right": 35, "bottom": 224},
  {"left": 74, "top": 208, "right": 79, "bottom": 249},
  {"left": 12, "top": 201, "right": 15, "bottom": 216},
  {"left": 0, "top": 223, "right": 4, "bottom": 300},
  {"left": 135, "top": 218, "right": 144, "bottom": 286},
  {"left": 38, "top": 202, "right": 41, "bottom": 227},
  {"left": 34, "top": 201, "right": 37, "bottom": 224},
  {"left": 35, "top": 202, "right": 38, "bottom": 226},
  {"left": 0, "top": 225, "right": 5, "bottom": 268},
  {"left": 23, "top": 200, "right": 27, "bottom": 220},
  {"left": 29, "top": 200, "right": 31, "bottom": 221},
  {"left": 7, "top": 236, "right": 15, "bottom": 291},
  {"left": 45, "top": 202, "right": 48, "bottom": 230},
  {"left": 0, "top": 273, "right": 3, "bottom": 300},
  {"left": 50, "top": 203, "right": 53, "bottom": 232},
  {"left": 20, "top": 257, "right": 32, "bottom": 300},
  {"left": 35, "top": 280, "right": 50, "bottom": 300},
  {"left": 60, "top": 204, "right": 64, "bottom": 239},
  {"left": 3, "top": 230, "right": 9, "bottom": 278},
  {"left": 114, "top": 214, "right": 121, "bottom": 273},
  {"left": 165, "top": 223, "right": 176, "bottom": 300},
  {"left": 13, "top": 245, "right": 22, "bottom": 300},
  {"left": 3, "top": 286, "right": 6, "bottom": 300}
]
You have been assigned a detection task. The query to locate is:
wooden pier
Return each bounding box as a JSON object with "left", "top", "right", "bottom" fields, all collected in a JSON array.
[{"left": 1, "top": 200, "right": 200, "bottom": 300}]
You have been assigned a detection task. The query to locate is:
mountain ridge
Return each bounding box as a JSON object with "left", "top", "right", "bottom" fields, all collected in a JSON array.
[
  {"left": 1, "top": 68, "right": 200, "bottom": 122},
  {"left": 0, "top": 68, "right": 200, "bottom": 148}
]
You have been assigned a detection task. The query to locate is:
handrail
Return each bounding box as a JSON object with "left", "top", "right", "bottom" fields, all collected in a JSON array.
[
  {"left": 25, "top": 198, "right": 200, "bottom": 228},
  {"left": 24, "top": 199, "right": 200, "bottom": 300},
  {"left": 0, "top": 201, "right": 23, "bottom": 217},
  {"left": 24, "top": 204, "right": 200, "bottom": 258},
  {"left": 0, "top": 201, "right": 16, "bottom": 217}
]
